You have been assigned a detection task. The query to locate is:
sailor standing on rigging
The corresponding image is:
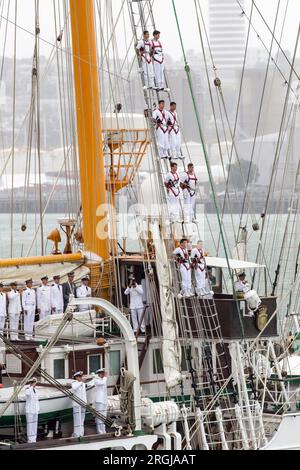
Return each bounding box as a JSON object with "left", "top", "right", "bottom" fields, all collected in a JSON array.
[
  {"left": 25, "top": 377, "right": 39, "bottom": 443},
  {"left": 0, "top": 283, "right": 6, "bottom": 337},
  {"left": 164, "top": 162, "right": 181, "bottom": 222},
  {"left": 173, "top": 238, "right": 192, "bottom": 298},
  {"left": 76, "top": 276, "right": 92, "bottom": 311},
  {"left": 180, "top": 163, "right": 198, "bottom": 222},
  {"left": 93, "top": 368, "right": 108, "bottom": 435},
  {"left": 71, "top": 371, "right": 87, "bottom": 438},
  {"left": 37, "top": 276, "right": 51, "bottom": 321},
  {"left": 7, "top": 282, "right": 22, "bottom": 341},
  {"left": 51, "top": 275, "right": 64, "bottom": 314},
  {"left": 191, "top": 241, "right": 207, "bottom": 297},
  {"left": 151, "top": 30, "right": 166, "bottom": 90},
  {"left": 168, "top": 102, "right": 182, "bottom": 159},
  {"left": 153, "top": 100, "right": 171, "bottom": 159},
  {"left": 136, "top": 30, "right": 155, "bottom": 89},
  {"left": 62, "top": 271, "right": 77, "bottom": 312},
  {"left": 124, "top": 277, "right": 145, "bottom": 335},
  {"left": 22, "top": 279, "right": 36, "bottom": 341}
]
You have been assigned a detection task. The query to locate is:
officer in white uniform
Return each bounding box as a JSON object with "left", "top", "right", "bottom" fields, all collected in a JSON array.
[
  {"left": 153, "top": 100, "right": 171, "bottom": 159},
  {"left": 7, "top": 282, "right": 22, "bottom": 341},
  {"left": 22, "top": 279, "right": 36, "bottom": 341},
  {"left": 151, "top": 30, "right": 165, "bottom": 89},
  {"left": 191, "top": 241, "right": 207, "bottom": 296},
  {"left": 124, "top": 277, "right": 145, "bottom": 334},
  {"left": 25, "top": 377, "right": 39, "bottom": 443},
  {"left": 94, "top": 368, "right": 108, "bottom": 434},
  {"left": 164, "top": 162, "right": 181, "bottom": 222},
  {"left": 51, "top": 275, "right": 64, "bottom": 314},
  {"left": 168, "top": 102, "right": 182, "bottom": 159},
  {"left": 0, "top": 283, "right": 6, "bottom": 336},
  {"left": 71, "top": 371, "right": 87, "bottom": 438},
  {"left": 180, "top": 163, "right": 198, "bottom": 222},
  {"left": 234, "top": 272, "right": 250, "bottom": 293},
  {"left": 136, "top": 30, "right": 155, "bottom": 89},
  {"left": 173, "top": 239, "right": 192, "bottom": 297},
  {"left": 37, "top": 276, "right": 51, "bottom": 320},
  {"left": 76, "top": 276, "right": 92, "bottom": 311}
]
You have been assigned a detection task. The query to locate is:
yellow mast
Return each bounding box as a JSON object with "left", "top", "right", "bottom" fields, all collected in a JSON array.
[{"left": 70, "top": 0, "right": 108, "bottom": 260}]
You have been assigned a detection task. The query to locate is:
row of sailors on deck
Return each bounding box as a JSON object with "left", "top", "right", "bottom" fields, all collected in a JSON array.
[
  {"left": 24, "top": 369, "right": 108, "bottom": 443},
  {"left": 0, "top": 272, "right": 92, "bottom": 341}
]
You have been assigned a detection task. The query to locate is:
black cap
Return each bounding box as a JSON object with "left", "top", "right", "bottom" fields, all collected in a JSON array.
[{"left": 153, "top": 30, "right": 160, "bottom": 35}]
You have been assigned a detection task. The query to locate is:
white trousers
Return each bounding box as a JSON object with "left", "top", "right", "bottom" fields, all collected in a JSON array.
[
  {"left": 9, "top": 312, "right": 20, "bottom": 340},
  {"left": 39, "top": 309, "right": 51, "bottom": 321},
  {"left": 155, "top": 128, "right": 169, "bottom": 158},
  {"left": 24, "top": 307, "right": 35, "bottom": 340},
  {"left": 169, "top": 131, "right": 181, "bottom": 157},
  {"left": 131, "top": 307, "right": 145, "bottom": 333},
  {"left": 183, "top": 192, "right": 196, "bottom": 222},
  {"left": 153, "top": 60, "right": 165, "bottom": 88},
  {"left": 0, "top": 315, "right": 5, "bottom": 335},
  {"left": 26, "top": 412, "right": 38, "bottom": 443},
  {"left": 167, "top": 192, "right": 181, "bottom": 222},
  {"left": 180, "top": 265, "right": 192, "bottom": 294},
  {"left": 194, "top": 268, "right": 206, "bottom": 293},
  {"left": 95, "top": 403, "right": 107, "bottom": 434},
  {"left": 73, "top": 406, "right": 85, "bottom": 437},
  {"left": 142, "top": 60, "right": 155, "bottom": 88}
]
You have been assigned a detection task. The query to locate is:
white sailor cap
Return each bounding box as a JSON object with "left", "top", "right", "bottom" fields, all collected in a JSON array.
[
  {"left": 96, "top": 368, "right": 105, "bottom": 374},
  {"left": 73, "top": 370, "right": 84, "bottom": 378},
  {"left": 81, "top": 275, "right": 89, "bottom": 281},
  {"left": 28, "top": 377, "right": 37, "bottom": 383}
]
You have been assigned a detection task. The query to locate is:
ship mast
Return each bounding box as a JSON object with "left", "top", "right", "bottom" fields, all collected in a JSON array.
[{"left": 69, "top": 0, "right": 109, "bottom": 260}]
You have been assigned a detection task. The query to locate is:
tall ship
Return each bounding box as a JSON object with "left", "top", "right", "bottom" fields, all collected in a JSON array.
[{"left": 0, "top": 0, "right": 300, "bottom": 451}]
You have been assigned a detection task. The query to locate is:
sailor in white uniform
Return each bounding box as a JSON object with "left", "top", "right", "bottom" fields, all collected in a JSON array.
[
  {"left": 7, "top": 282, "right": 22, "bottom": 341},
  {"left": 173, "top": 239, "right": 192, "bottom": 297},
  {"left": 22, "top": 279, "right": 36, "bottom": 341},
  {"left": 164, "top": 162, "right": 181, "bottom": 222},
  {"left": 50, "top": 275, "right": 64, "bottom": 314},
  {"left": 153, "top": 100, "right": 170, "bottom": 159},
  {"left": 151, "top": 30, "right": 165, "bottom": 89},
  {"left": 71, "top": 371, "right": 87, "bottom": 438},
  {"left": 234, "top": 272, "right": 250, "bottom": 293},
  {"left": 25, "top": 377, "right": 39, "bottom": 443},
  {"left": 180, "top": 163, "right": 198, "bottom": 222},
  {"left": 94, "top": 368, "right": 108, "bottom": 434},
  {"left": 124, "top": 277, "right": 145, "bottom": 334},
  {"left": 76, "top": 276, "right": 92, "bottom": 311},
  {"left": 136, "top": 30, "right": 155, "bottom": 89},
  {"left": 168, "top": 102, "right": 182, "bottom": 159},
  {"left": 37, "top": 276, "right": 51, "bottom": 320},
  {"left": 0, "top": 283, "right": 6, "bottom": 336},
  {"left": 191, "top": 241, "right": 207, "bottom": 296}
]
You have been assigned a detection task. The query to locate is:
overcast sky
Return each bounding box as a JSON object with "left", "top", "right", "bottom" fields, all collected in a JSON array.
[{"left": 0, "top": 0, "right": 299, "bottom": 62}]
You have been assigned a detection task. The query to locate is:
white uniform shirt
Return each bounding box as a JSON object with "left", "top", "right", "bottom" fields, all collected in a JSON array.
[
  {"left": 76, "top": 285, "right": 92, "bottom": 311},
  {"left": 165, "top": 171, "right": 180, "bottom": 197},
  {"left": 180, "top": 171, "right": 197, "bottom": 195},
  {"left": 234, "top": 280, "right": 250, "bottom": 293},
  {"left": 0, "top": 292, "right": 6, "bottom": 317},
  {"left": 71, "top": 381, "right": 87, "bottom": 408},
  {"left": 152, "top": 108, "right": 170, "bottom": 133},
  {"left": 25, "top": 386, "right": 40, "bottom": 414},
  {"left": 124, "top": 285, "right": 144, "bottom": 309},
  {"left": 136, "top": 39, "right": 153, "bottom": 63},
  {"left": 37, "top": 285, "right": 51, "bottom": 311},
  {"left": 94, "top": 376, "right": 107, "bottom": 404},
  {"left": 151, "top": 39, "right": 164, "bottom": 63},
  {"left": 168, "top": 110, "right": 180, "bottom": 134},
  {"left": 22, "top": 288, "right": 36, "bottom": 310},
  {"left": 191, "top": 247, "right": 206, "bottom": 270},
  {"left": 173, "top": 246, "right": 190, "bottom": 265},
  {"left": 50, "top": 283, "right": 64, "bottom": 312},
  {"left": 7, "top": 290, "right": 21, "bottom": 314}
]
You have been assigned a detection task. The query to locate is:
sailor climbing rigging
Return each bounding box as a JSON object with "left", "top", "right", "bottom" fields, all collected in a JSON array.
[
  {"left": 164, "top": 162, "right": 181, "bottom": 222},
  {"left": 180, "top": 163, "right": 198, "bottom": 222},
  {"left": 168, "top": 102, "right": 182, "bottom": 159},
  {"left": 0, "top": 283, "right": 6, "bottom": 337},
  {"left": 136, "top": 30, "right": 155, "bottom": 89},
  {"left": 191, "top": 241, "right": 207, "bottom": 297},
  {"left": 153, "top": 100, "right": 170, "bottom": 159},
  {"left": 173, "top": 238, "right": 193, "bottom": 298},
  {"left": 151, "top": 30, "right": 165, "bottom": 90}
]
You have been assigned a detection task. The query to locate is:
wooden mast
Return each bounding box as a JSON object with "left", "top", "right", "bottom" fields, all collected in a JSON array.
[{"left": 69, "top": 0, "right": 108, "bottom": 260}]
